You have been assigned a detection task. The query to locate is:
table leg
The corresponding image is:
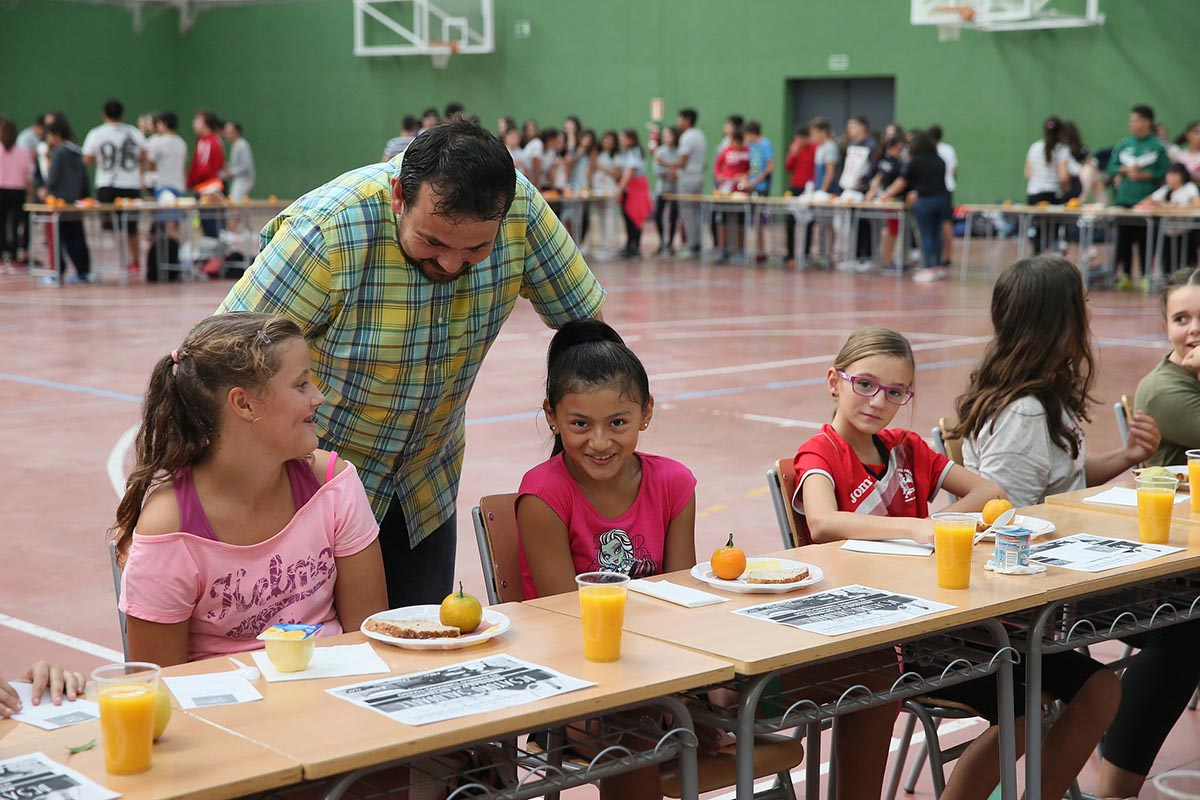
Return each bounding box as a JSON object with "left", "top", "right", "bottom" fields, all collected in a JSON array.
[{"left": 960, "top": 209, "right": 972, "bottom": 284}]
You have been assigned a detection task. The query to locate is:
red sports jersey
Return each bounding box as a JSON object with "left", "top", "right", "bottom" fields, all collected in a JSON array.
[{"left": 792, "top": 424, "right": 952, "bottom": 522}]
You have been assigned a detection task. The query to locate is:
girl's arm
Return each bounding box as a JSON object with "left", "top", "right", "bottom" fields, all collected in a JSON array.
[
  {"left": 1024, "top": 158, "right": 1032, "bottom": 181},
  {"left": 938, "top": 464, "right": 1006, "bottom": 512},
  {"left": 881, "top": 176, "right": 907, "bottom": 200},
  {"left": 662, "top": 495, "right": 697, "bottom": 573},
  {"left": 801, "top": 474, "right": 934, "bottom": 545},
  {"left": 517, "top": 495, "right": 579, "bottom": 597},
  {"left": 333, "top": 539, "right": 388, "bottom": 632},
  {"left": 618, "top": 166, "right": 633, "bottom": 191},
  {"left": 1085, "top": 412, "right": 1161, "bottom": 486},
  {"left": 126, "top": 617, "right": 190, "bottom": 668}
]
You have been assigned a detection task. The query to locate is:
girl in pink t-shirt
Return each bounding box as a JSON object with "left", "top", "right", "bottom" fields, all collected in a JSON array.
[
  {"left": 113, "top": 313, "right": 387, "bottom": 665},
  {"left": 517, "top": 319, "right": 697, "bottom": 599}
]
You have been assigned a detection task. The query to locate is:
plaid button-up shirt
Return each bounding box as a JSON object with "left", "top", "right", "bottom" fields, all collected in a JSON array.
[{"left": 217, "top": 158, "right": 606, "bottom": 545}]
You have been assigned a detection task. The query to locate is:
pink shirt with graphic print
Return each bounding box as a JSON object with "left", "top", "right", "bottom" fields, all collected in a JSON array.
[
  {"left": 119, "top": 463, "right": 379, "bottom": 662},
  {"left": 516, "top": 452, "right": 697, "bottom": 599}
]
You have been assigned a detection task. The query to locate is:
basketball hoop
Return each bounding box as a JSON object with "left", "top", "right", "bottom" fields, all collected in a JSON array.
[
  {"left": 937, "top": 21, "right": 962, "bottom": 41},
  {"left": 429, "top": 40, "right": 458, "bottom": 69},
  {"left": 932, "top": 3, "right": 974, "bottom": 41}
]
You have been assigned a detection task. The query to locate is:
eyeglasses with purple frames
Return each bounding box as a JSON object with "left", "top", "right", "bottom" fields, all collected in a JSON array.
[{"left": 837, "top": 370, "right": 914, "bottom": 405}]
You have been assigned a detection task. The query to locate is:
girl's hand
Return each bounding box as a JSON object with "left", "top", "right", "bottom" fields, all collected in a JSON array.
[
  {"left": 913, "top": 519, "right": 936, "bottom": 547},
  {"left": 0, "top": 679, "right": 19, "bottom": 717},
  {"left": 1125, "top": 412, "right": 1162, "bottom": 466},
  {"left": 23, "top": 661, "right": 87, "bottom": 706},
  {"left": 1180, "top": 345, "right": 1200, "bottom": 374}
]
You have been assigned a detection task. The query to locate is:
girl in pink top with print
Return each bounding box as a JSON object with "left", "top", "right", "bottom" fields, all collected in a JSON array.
[
  {"left": 112, "top": 313, "right": 387, "bottom": 666},
  {"left": 518, "top": 319, "right": 697, "bottom": 599}
]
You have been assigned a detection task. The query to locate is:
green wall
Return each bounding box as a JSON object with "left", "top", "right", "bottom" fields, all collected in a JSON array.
[{"left": 4, "top": 0, "right": 1199, "bottom": 202}]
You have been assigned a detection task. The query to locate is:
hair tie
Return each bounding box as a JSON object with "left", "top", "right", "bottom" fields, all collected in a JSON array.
[
  {"left": 171, "top": 349, "right": 180, "bottom": 364},
  {"left": 256, "top": 330, "right": 272, "bottom": 345}
]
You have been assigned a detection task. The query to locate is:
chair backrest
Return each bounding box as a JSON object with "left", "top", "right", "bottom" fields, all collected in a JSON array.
[
  {"left": 937, "top": 416, "right": 964, "bottom": 467},
  {"left": 472, "top": 493, "right": 526, "bottom": 605},
  {"left": 107, "top": 538, "right": 130, "bottom": 660},
  {"left": 766, "top": 457, "right": 810, "bottom": 548},
  {"left": 1113, "top": 400, "right": 1130, "bottom": 447}
]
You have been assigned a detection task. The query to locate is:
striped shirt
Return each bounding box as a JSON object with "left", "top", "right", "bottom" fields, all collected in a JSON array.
[{"left": 217, "top": 157, "right": 606, "bottom": 545}]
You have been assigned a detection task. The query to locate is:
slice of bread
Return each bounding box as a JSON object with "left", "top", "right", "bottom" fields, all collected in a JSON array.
[
  {"left": 366, "top": 617, "right": 460, "bottom": 640},
  {"left": 746, "top": 567, "right": 808, "bottom": 585}
]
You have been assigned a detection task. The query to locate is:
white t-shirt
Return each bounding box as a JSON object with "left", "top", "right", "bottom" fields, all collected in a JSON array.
[
  {"left": 677, "top": 127, "right": 707, "bottom": 180},
  {"left": 962, "top": 395, "right": 1086, "bottom": 508},
  {"left": 146, "top": 133, "right": 187, "bottom": 191},
  {"left": 1150, "top": 181, "right": 1200, "bottom": 207},
  {"left": 1025, "top": 140, "right": 1066, "bottom": 195},
  {"left": 82, "top": 122, "right": 145, "bottom": 190},
  {"left": 937, "top": 141, "right": 958, "bottom": 192}
]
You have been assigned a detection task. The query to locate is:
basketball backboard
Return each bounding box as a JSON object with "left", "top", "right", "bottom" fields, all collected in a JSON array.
[{"left": 353, "top": 0, "right": 494, "bottom": 58}]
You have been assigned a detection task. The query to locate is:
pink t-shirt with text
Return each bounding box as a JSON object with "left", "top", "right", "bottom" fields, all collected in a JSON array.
[
  {"left": 517, "top": 452, "right": 697, "bottom": 599},
  {"left": 120, "top": 463, "right": 379, "bottom": 662}
]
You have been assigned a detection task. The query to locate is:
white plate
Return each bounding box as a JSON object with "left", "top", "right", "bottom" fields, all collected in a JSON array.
[
  {"left": 361, "top": 605, "right": 510, "bottom": 651},
  {"left": 690, "top": 559, "right": 823, "bottom": 594},
  {"left": 967, "top": 512, "right": 1056, "bottom": 539},
  {"left": 1132, "top": 465, "right": 1190, "bottom": 492}
]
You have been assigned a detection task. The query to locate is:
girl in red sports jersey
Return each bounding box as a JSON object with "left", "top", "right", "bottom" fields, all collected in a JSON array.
[{"left": 794, "top": 326, "right": 1002, "bottom": 544}]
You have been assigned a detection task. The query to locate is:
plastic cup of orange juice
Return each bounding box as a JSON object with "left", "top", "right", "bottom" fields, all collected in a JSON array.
[
  {"left": 92, "top": 662, "right": 161, "bottom": 775},
  {"left": 1187, "top": 450, "right": 1200, "bottom": 513},
  {"left": 576, "top": 572, "right": 629, "bottom": 662},
  {"left": 1154, "top": 769, "right": 1200, "bottom": 799},
  {"left": 932, "top": 512, "right": 976, "bottom": 589},
  {"left": 1136, "top": 475, "right": 1178, "bottom": 544}
]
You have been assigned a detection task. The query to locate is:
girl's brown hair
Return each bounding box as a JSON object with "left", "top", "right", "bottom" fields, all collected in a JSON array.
[
  {"left": 832, "top": 327, "right": 915, "bottom": 373},
  {"left": 1161, "top": 267, "right": 1200, "bottom": 317},
  {"left": 952, "top": 255, "right": 1094, "bottom": 458},
  {"left": 0, "top": 117, "right": 16, "bottom": 151},
  {"left": 111, "top": 313, "right": 304, "bottom": 558}
]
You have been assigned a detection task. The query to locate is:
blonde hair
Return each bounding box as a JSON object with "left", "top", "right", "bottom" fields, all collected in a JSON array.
[{"left": 832, "top": 327, "right": 915, "bottom": 373}]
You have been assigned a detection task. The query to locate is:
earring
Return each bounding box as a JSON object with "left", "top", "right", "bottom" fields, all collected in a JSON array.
[
  {"left": 548, "top": 424, "right": 557, "bottom": 432},
  {"left": 639, "top": 423, "right": 648, "bottom": 430}
]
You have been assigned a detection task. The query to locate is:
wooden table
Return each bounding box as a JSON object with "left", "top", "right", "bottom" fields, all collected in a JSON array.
[
  {"left": 530, "top": 540, "right": 1039, "bottom": 800},
  {"left": 171, "top": 602, "right": 733, "bottom": 796},
  {"left": 0, "top": 707, "right": 301, "bottom": 800},
  {"left": 1044, "top": 481, "right": 1200, "bottom": 528}
]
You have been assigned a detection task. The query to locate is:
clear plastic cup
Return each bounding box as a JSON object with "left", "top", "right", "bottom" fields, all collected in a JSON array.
[
  {"left": 932, "top": 512, "right": 976, "bottom": 589},
  {"left": 1154, "top": 769, "right": 1200, "bottom": 799},
  {"left": 576, "top": 572, "right": 629, "bottom": 662},
  {"left": 1136, "top": 474, "right": 1178, "bottom": 544},
  {"left": 1187, "top": 450, "right": 1200, "bottom": 513},
  {"left": 92, "top": 662, "right": 160, "bottom": 775}
]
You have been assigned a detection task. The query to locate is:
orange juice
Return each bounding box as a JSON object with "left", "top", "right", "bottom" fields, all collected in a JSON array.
[
  {"left": 932, "top": 514, "right": 975, "bottom": 589},
  {"left": 1137, "top": 487, "right": 1175, "bottom": 544},
  {"left": 1188, "top": 452, "right": 1200, "bottom": 513},
  {"left": 575, "top": 574, "right": 628, "bottom": 662},
  {"left": 98, "top": 684, "right": 157, "bottom": 774}
]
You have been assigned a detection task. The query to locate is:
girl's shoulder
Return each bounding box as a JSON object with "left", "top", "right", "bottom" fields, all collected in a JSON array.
[
  {"left": 637, "top": 452, "right": 696, "bottom": 483},
  {"left": 308, "top": 449, "right": 348, "bottom": 486},
  {"left": 137, "top": 481, "right": 182, "bottom": 537}
]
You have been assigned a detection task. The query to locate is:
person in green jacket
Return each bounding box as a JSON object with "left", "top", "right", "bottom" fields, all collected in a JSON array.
[{"left": 1108, "top": 104, "right": 1169, "bottom": 289}]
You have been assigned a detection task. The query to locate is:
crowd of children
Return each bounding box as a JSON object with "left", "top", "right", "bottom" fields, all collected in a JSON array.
[{"left": 0, "top": 100, "right": 254, "bottom": 282}]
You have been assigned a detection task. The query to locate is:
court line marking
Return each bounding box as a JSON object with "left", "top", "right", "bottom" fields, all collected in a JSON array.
[
  {"left": 0, "top": 372, "right": 140, "bottom": 403},
  {"left": 704, "top": 716, "right": 984, "bottom": 799},
  {"left": 107, "top": 424, "right": 139, "bottom": 497},
  {"left": 0, "top": 613, "right": 124, "bottom": 662}
]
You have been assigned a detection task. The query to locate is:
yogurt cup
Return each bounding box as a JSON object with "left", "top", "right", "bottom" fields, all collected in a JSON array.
[
  {"left": 257, "top": 623, "right": 322, "bottom": 672},
  {"left": 992, "top": 527, "right": 1032, "bottom": 574}
]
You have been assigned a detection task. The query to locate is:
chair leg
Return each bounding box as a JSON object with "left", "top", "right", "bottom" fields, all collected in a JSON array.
[
  {"left": 903, "top": 741, "right": 929, "bottom": 794},
  {"left": 885, "top": 713, "right": 918, "bottom": 800},
  {"left": 825, "top": 720, "right": 837, "bottom": 800},
  {"left": 1190, "top": 683, "right": 1199, "bottom": 711},
  {"left": 805, "top": 722, "right": 822, "bottom": 800}
]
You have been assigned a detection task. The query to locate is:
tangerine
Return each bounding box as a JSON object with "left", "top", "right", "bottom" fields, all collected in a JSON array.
[
  {"left": 440, "top": 581, "right": 482, "bottom": 633},
  {"left": 981, "top": 498, "right": 1014, "bottom": 526},
  {"left": 711, "top": 533, "right": 747, "bottom": 580}
]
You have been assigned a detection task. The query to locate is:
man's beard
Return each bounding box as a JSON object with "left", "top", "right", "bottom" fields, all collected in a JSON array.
[{"left": 395, "top": 217, "right": 471, "bottom": 284}]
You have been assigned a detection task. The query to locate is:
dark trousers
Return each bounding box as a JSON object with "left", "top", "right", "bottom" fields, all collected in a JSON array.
[
  {"left": 196, "top": 193, "right": 222, "bottom": 238},
  {"left": 1026, "top": 191, "right": 1060, "bottom": 253},
  {"left": 0, "top": 188, "right": 26, "bottom": 259},
  {"left": 913, "top": 193, "right": 952, "bottom": 268},
  {"left": 654, "top": 195, "right": 678, "bottom": 251},
  {"left": 377, "top": 495, "right": 457, "bottom": 609},
  {"left": 621, "top": 192, "right": 642, "bottom": 255},
  {"left": 56, "top": 219, "right": 90, "bottom": 278},
  {"left": 1115, "top": 215, "right": 1150, "bottom": 276}
]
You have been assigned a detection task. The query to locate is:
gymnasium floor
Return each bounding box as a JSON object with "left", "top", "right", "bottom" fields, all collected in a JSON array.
[{"left": 1, "top": 248, "right": 1195, "bottom": 797}]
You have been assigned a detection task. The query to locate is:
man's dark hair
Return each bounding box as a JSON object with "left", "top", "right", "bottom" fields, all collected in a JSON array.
[
  {"left": 422, "top": 107, "right": 440, "bottom": 121},
  {"left": 678, "top": 108, "right": 697, "bottom": 126},
  {"left": 727, "top": 114, "right": 744, "bottom": 129},
  {"left": 1132, "top": 104, "right": 1155, "bottom": 123},
  {"left": 46, "top": 119, "right": 74, "bottom": 141},
  {"left": 848, "top": 114, "right": 869, "bottom": 129},
  {"left": 745, "top": 120, "right": 761, "bottom": 135},
  {"left": 155, "top": 110, "right": 178, "bottom": 131},
  {"left": 399, "top": 119, "right": 516, "bottom": 222},
  {"left": 103, "top": 99, "right": 124, "bottom": 121},
  {"left": 197, "top": 109, "right": 221, "bottom": 132},
  {"left": 540, "top": 127, "right": 561, "bottom": 143},
  {"left": 928, "top": 124, "right": 944, "bottom": 141},
  {"left": 885, "top": 134, "right": 905, "bottom": 150},
  {"left": 35, "top": 112, "right": 48, "bottom": 127},
  {"left": 227, "top": 121, "right": 243, "bottom": 134},
  {"left": 401, "top": 114, "right": 419, "bottom": 132},
  {"left": 444, "top": 102, "right": 465, "bottom": 120}
]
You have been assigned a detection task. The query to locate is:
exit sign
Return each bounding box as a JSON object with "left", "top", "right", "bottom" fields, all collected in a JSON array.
[{"left": 828, "top": 54, "right": 849, "bottom": 71}]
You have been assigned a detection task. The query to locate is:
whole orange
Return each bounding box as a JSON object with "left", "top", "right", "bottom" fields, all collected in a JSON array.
[
  {"left": 710, "top": 533, "right": 747, "bottom": 580},
  {"left": 981, "top": 498, "right": 1014, "bottom": 526}
]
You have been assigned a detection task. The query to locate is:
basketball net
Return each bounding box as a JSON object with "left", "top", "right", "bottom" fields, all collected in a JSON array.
[
  {"left": 933, "top": 3, "right": 974, "bottom": 41},
  {"left": 429, "top": 41, "right": 458, "bottom": 69}
]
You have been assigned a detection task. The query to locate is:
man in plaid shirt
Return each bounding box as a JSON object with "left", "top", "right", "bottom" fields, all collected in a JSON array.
[{"left": 218, "top": 120, "right": 606, "bottom": 607}]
